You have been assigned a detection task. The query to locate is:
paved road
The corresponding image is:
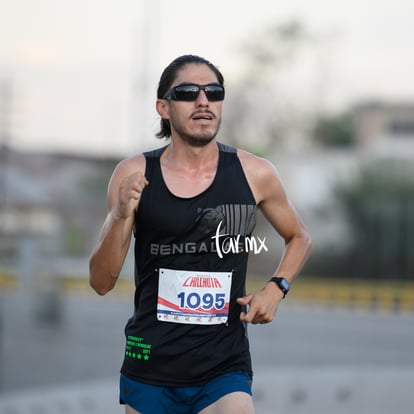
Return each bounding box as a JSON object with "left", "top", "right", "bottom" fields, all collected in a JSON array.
[{"left": 1, "top": 291, "right": 414, "bottom": 413}]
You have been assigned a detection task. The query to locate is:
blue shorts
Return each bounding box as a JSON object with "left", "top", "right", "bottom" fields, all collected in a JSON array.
[{"left": 119, "top": 371, "right": 253, "bottom": 414}]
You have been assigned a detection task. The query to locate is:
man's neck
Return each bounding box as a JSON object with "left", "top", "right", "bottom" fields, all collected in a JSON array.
[
  {"left": 162, "top": 138, "right": 219, "bottom": 171},
  {"left": 159, "top": 138, "right": 220, "bottom": 198}
]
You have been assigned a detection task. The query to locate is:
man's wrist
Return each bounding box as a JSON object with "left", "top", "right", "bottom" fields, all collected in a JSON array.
[{"left": 268, "top": 276, "right": 290, "bottom": 298}]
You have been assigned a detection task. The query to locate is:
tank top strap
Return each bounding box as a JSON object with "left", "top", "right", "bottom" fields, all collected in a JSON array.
[
  {"left": 217, "top": 142, "right": 237, "bottom": 154},
  {"left": 143, "top": 145, "right": 167, "bottom": 178}
]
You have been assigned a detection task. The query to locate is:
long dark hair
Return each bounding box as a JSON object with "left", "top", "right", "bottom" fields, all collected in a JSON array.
[{"left": 156, "top": 55, "right": 224, "bottom": 139}]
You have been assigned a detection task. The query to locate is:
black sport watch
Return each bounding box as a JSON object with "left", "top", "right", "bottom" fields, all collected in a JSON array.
[{"left": 268, "top": 276, "right": 290, "bottom": 298}]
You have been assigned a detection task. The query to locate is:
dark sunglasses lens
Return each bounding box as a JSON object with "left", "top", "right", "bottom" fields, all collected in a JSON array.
[
  {"left": 204, "top": 85, "right": 225, "bottom": 101},
  {"left": 174, "top": 85, "right": 200, "bottom": 101},
  {"left": 168, "top": 84, "right": 225, "bottom": 101}
]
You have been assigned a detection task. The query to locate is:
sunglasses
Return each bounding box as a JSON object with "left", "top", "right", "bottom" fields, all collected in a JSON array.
[{"left": 163, "top": 83, "right": 225, "bottom": 102}]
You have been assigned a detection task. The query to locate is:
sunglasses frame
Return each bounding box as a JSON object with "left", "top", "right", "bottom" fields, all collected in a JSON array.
[{"left": 163, "top": 83, "right": 225, "bottom": 102}]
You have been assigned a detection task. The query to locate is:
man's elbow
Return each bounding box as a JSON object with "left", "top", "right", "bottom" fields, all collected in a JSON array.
[
  {"left": 89, "top": 273, "right": 116, "bottom": 296},
  {"left": 89, "top": 260, "right": 116, "bottom": 296},
  {"left": 89, "top": 279, "right": 110, "bottom": 296},
  {"left": 302, "top": 228, "right": 313, "bottom": 255}
]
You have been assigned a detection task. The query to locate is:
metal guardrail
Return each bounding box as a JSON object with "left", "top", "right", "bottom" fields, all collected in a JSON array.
[
  {"left": 289, "top": 278, "right": 414, "bottom": 313},
  {"left": 1, "top": 271, "right": 414, "bottom": 312}
]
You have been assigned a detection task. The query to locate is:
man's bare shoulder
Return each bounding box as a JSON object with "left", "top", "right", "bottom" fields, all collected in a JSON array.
[
  {"left": 236, "top": 148, "right": 277, "bottom": 180},
  {"left": 113, "top": 154, "right": 146, "bottom": 179},
  {"left": 236, "top": 148, "right": 284, "bottom": 204}
]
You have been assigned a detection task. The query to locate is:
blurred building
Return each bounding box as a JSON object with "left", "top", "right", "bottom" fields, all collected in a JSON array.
[
  {"left": 353, "top": 101, "right": 414, "bottom": 157},
  {"left": 0, "top": 148, "right": 118, "bottom": 265}
]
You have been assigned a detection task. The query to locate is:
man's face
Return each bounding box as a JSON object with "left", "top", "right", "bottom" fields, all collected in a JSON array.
[{"left": 159, "top": 63, "right": 223, "bottom": 147}]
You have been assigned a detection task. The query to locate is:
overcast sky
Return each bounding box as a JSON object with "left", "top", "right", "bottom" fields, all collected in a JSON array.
[{"left": 1, "top": 0, "right": 414, "bottom": 156}]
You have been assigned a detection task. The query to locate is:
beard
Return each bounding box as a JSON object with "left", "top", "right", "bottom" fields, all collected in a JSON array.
[
  {"left": 182, "top": 133, "right": 216, "bottom": 147},
  {"left": 171, "top": 118, "right": 222, "bottom": 147}
]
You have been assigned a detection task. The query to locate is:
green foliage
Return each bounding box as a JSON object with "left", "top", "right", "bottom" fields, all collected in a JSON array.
[
  {"left": 336, "top": 160, "right": 414, "bottom": 202},
  {"left": 80, "top": 159, "right": 119, "bottom": 199},
  {"left": 63, "top": 222, "right": 84, "bottom": 256},
  {"left": 312, "top": 113, "right": 355, "bottom": 148},
  {"left": 334, "top": 160, "right": 414, "bottom": 279}
]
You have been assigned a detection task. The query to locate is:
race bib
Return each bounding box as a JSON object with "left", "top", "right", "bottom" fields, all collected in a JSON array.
[{"left": 157, "top": 268, "right": 232, "bottom": 325}]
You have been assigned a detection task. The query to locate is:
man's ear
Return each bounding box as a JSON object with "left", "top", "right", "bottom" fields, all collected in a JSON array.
[{"left": 156, "top": 99, "right": 170, "bottom": 119}]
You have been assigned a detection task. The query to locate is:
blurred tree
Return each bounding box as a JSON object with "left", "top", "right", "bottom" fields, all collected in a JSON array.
[
  {"left": 222, "top": 19, "right": 332, "bottom": 156},
  {"left": 239, "top": 20, "right": 309, "bottom": 79},
  {"left": 312, "top": 112, "right": 355, "bottom": 148},
  {"left": 222, "top": 19, "right": 323, "bottom": 155},
  {"left": 335, "top": 160, "right": 414, "bottom": 279}
]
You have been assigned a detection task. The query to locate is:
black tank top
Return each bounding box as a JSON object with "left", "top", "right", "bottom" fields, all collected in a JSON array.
[{"left": 121, "top": 142, "right": 257, "bottom": 386}]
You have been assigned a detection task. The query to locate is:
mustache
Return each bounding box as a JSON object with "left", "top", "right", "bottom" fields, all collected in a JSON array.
[{"left": 190, "top": 109, "right": 216, "bottom": 118}]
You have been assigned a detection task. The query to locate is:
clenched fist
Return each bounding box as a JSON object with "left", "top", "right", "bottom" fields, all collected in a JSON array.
[{"left": 115, "top": 172, "right": 148, "bottom": 219}]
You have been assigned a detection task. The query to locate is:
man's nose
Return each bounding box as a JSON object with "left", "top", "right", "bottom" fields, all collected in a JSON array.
[{"left": 195, "top": 90, "right": 209, "bottom": 106}]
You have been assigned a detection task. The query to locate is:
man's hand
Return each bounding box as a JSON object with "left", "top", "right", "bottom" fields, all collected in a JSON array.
[
  {"left": 237, "top": 282, "right": 284, "bottom": 324},
  {"left": 115, "top": 172, "right": 148, "bottom": 220}
]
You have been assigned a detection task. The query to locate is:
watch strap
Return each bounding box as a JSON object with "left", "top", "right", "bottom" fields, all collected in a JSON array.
[{"left": 268, "top": 276, "right": 290, "bottom": 298}]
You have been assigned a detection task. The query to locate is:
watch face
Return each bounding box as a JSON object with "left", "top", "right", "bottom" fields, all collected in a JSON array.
[
  {"left": 269, "top": 277, "right": 290, "bottom": 296},
  {"left": 279, "top": 278, "right": 290, "bottom": 292}
]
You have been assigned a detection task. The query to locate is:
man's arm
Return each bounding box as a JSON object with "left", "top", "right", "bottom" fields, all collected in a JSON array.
[
  {"left": 89, "top": 155, "right": 148, "bottom": 295},
  {"left": 237, "top": 151, "right": 312, "bottom": 323}
]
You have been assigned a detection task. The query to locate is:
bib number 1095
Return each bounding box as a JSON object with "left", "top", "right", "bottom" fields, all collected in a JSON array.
[{"left": 177, "top": 292, "right": 225, "bottom": 310}]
